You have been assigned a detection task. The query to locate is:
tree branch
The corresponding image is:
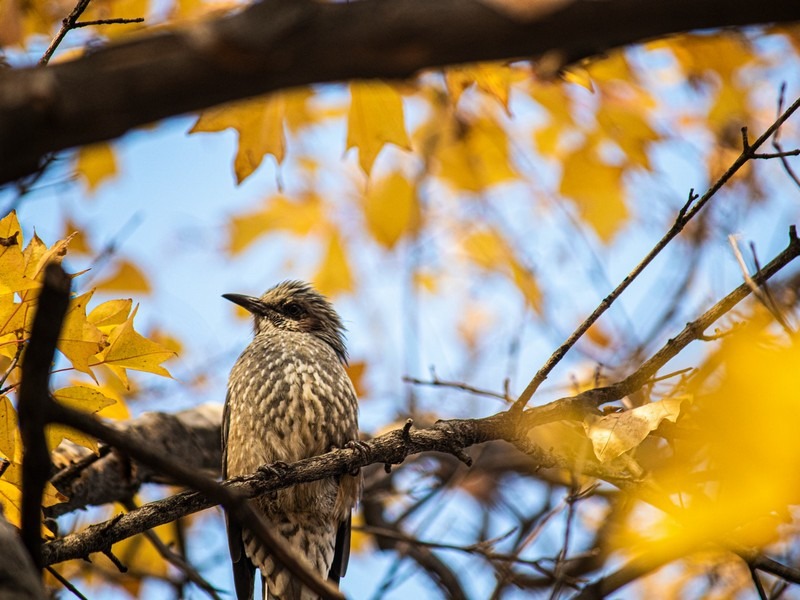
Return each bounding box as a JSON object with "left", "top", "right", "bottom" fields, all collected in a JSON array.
[{"left": 1, "top": 0, "right": 799, "bottom": 183}]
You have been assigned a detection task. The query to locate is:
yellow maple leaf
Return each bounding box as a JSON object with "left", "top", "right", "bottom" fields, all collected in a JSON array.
[
  {"left": 93, "top": 306, "right": 175, "bottom": 379},
  {"left": 0, "top": 395, "right": 18, "bottom": 461},
  {"left": 313, "top": 231, "right": 354, "bottom": 298},
  {"left": 228, "top": 193, "right": 326, "bottom": 255},
  {"left": 559, "top": 144, "right": 628, "bottom": 242},
  {"left": 347, "top": 81, "right": 411, "bottom": 175},
  {"left": 53, "top": 385, "right": 117, "bottom": 413},
  {"left": 59, "top": 291, "right": 107, "bottom": 377},
  {"left": 61, "top": 219, "right": 92, "bottom": 256},
  {"left": 94, "top": 260, "right": 151, "bottom": 293},
  {"left": 434, "top": 115, "right": 517, "bottom": 192},
  {"left": 363, "top": 172, "right": 421, "bottom": 249},
  {"left": 75, "top": 143, "right": 118, "bottom": 193},
  {"left": 22, "top": 231, "right": 74, "bottom": 283},
  {"left": 0, "top": 211, "right": 36, "bottom": 295},
  {"left": 190, "top": 89, "right": 311, "bottom": 184},
  {"left": 446, "top": 62, "right": 512, "bottom": 112},
  {"left": 87, "top": 298, "right": 133, "bottom": 334},
  {"left": 0, "top": 477, "right": 22, "bottom": 527}
]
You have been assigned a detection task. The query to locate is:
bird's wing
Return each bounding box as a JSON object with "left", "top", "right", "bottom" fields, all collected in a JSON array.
[
  {"left": 223, "top": 392, "right": 256, "bottom": 600},
  {"left": 328, "top": 512, "right": 352, "bottom": 583}
]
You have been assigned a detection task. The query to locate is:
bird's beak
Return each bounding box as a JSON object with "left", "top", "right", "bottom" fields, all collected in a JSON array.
[{"left": 222, "top": 293, "right": 267, "bottom": 315}]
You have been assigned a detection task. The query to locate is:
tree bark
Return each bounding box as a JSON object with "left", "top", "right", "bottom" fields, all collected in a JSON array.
[{"left": 1, "top": 0, "right": 799, "bottom": 184}]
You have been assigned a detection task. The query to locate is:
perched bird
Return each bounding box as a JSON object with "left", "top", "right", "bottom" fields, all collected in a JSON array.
[{"left": 222, "top": 281, "right": 360, "bottom": 600}]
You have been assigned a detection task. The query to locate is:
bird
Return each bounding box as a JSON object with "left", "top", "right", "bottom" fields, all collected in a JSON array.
[{"left": 222, "top": 280, "right": 361, "bottom": 600}]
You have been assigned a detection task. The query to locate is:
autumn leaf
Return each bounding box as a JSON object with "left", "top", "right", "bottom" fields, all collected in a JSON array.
[
  {"left": 313, "top": 230, "right": 354, "bottom": 297},
  {"left": 228, "top": 193, "right": 326, "bottom": 255},
  {"left": 75, "top": 143, "right": 118, "bottom": 192},
  {"left": 583, "top": 397, "right": 686, "bottom": 463},
  {"left": 190, "top": 89, "right": 312, "bottom": 184},
  {"left": 345, "top": 361, "right": 367, "bottom": 398},
  {"left": 434, "top": 115, "right": 517, "bottom": 192},
  {"left": 560, "top": 143, "right": 628, "bottom": 242},
  {"left": 446, "top": 62, "right": 512, "bottom": 112},
  {"left": 93, "top": 305, "right": 175, "bottom": 381},
  {"left": 347, "top": 81, "right": 411, "bottom": 175},
  {"left": 94, "top": 260, "right": 151, "bottom": 293},
  {"left": 48, "top": 385, "right": 116, "bottom": 452},
  {"left": 0, "top": 395, "right": 17, "bottom": 460},
  {"left": 87, "top": 298, "right": 133, "bottom": 333},
  {"left": 59, "top": 291, "right": 107, "bottom": 377},
  {"left": 362, "top": 172, "right": 421, "bottom": 249},
  {"left": 0, "top": 211, "right": 35, "bottom": 295}
]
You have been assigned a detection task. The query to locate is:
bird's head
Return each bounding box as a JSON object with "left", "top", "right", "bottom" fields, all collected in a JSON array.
[{"left": 223, "top": 280, "right": 348, "bottom": 363}]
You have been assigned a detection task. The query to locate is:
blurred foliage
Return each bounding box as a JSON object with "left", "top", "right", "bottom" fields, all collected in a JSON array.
[{"left": 2, "top": 0, "right": 800, "bottom": 597}]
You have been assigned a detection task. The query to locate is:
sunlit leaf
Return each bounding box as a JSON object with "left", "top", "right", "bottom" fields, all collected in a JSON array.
[
  {"left": 347, "top": 81, "right": 411, "bottom": 175},
  {"left": 560, "top": 144, "right": 628, "bottom": 241},
  {"left": 59, "top": 291, "right": 107, "bottom": 377},
  {"left": 0, "top": 396, "right": 17, "bottom": 460},
  {"left": 191, "top": 89, "right": 312, "bottom": 184},
  {"left": 583, "top": 397, "right": 685, "bottom": 463},
  {"left": 94, "top": 260, "right": 151, "bottom": 293},
  {"left": 313, "top": 230, "right": 354, "bottom": 297},
  {"left": 93, "top": 306, "right": 175, "bottom": 379},
  {"left": 228, "top": 193, "right": 326, "bottom": 255},
  {"left": 87, "top": 298, "right": 133, "bottom": 333},
  {"left": 75, "top": 143, "right": 118, "bottom": 193},
  {"left": 434, "top": 115, "right": 517, "bottom": 192},
  {"left": 446, "top": 62, "right": 512, "bottom": 112},
  {"left": 362, "top": 172, "right": 421, "bottom": 249}
]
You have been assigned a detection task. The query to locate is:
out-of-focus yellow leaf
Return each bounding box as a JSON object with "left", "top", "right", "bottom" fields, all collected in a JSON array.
[
  {"left": 530, "top": 83, "right": 575, "bottom": 158},
  {"left": 0, "top": 478, "right": 22, "bottom": 527},
  {"left": 413, "top": 270, "right": 438, "bottom": 293},
  {"left": 46, "top": 424, "right": 101, "bottom": 453},
  {"left": 347, "top": 81, "right": 411, "bottom": 175},
  {"left": 585, "top": 50, "right": 635, "bottom": 84},
  {"left": 614, "top": 329, "right": 800, "bottom": 559},
  {"left": 93, "top": 306, "right": 175, "bottom": 380},
  {"left": 75, "top": 143, "right": 118, "bottom": 193},
  {"left": 313, "top": 231, "right": 354, "bottom": 297},
  {"left": 560, "top": 144, "right": 628, "bottom": 241},
  {"left": 583, "top": 397, "right": 685, "bottom": 463},
  {"left": 80, "top": 0, "right": 148, "bottom": 38},
  {"left": 0, "top": 396, "right": 17, "bottom": 460},
  {"left": 190, "top": 89, "right": 312, "bottom": 184},
  {"left": 53, "top": 385, "right": 117, "bottom": 413},
  {"left": 463, "top": 229, "right": 541, "bottom": 312},
  {"left": 457, "top": 304, "right": 494, "bottom": 351},
  {"left": 87, "top": 298, "right": 133, "bottom": 334},
  {"left": 446, "top": 63, "right": 512, "bottom": 112},
  {"left": 59, "top": 292, "right": 107, "bottom": 377},
  {"left": 350, "top": 510, "right": 371, "bottom": 554},
  {"left": 435, "top": 115, "right": 517, "bottom": 192},
  {"left": 561, "top": 67, "right": 593, "bottom": 91},
  {"left": 94, "top": 260, "right": 151, "bottom": 293},
  {"left": 228, "top": 193, "right": 326, "bottom": 255},
  {"left": 0, "top": 0, "right": 24, "bottom": 46},
  {"left": 596, "top": 94, "right": 658, "bottom": 169},
  {"left": 363, "top": 172, "right": 421, "bottom": 249},
  {"left": 345, "top": 361, "right": 367, "bottom": 398},
  {"left": 0, "top": 211, "right": 35, "bottom": 295}
]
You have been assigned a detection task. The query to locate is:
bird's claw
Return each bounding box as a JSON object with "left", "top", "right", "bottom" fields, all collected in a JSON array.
[
  {"left": 258, "top": 460, "right": 289, "bottom": 479},
  {"left": 343, "top": 440, "right": 371, "bottom": 476}
]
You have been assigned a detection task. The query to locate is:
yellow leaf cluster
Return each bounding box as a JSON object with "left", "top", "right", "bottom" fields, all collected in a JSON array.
[
  {"left": 75, "top": 143, "right": 118, "bottom": 193},
  {"left": 0, "top": 210, "right": 175, "bottom": 527}
]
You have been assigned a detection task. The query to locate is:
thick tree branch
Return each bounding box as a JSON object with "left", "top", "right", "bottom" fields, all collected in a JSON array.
[{"left": 1, "top": 0, "right": 799, "bottom": 183}]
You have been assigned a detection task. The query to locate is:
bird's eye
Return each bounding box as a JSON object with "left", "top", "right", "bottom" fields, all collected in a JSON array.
[{"left": 283, "top": 302, "right": 305, "bottom": 319}]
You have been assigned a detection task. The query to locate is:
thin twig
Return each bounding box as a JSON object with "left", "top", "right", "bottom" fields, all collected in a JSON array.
[
  {"left": 73, "top": 17, "right": 144, "bottom": 27},
  {"left": 403, "top": 374, "right": 509, "bottom": 402},
  {"left": 39, "top": 0, "right": 93, "bottom": 65},
  {"left": 45, "top": 566, "right": 88, "bottom": 600}
]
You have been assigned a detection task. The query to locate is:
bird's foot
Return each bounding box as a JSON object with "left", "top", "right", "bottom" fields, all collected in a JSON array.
[
  {"left": 258, "top": 460, "right": 289, "bottom": 479},
  {"left": 344, "top": 440, "right": 371, "bottom": 476}
]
